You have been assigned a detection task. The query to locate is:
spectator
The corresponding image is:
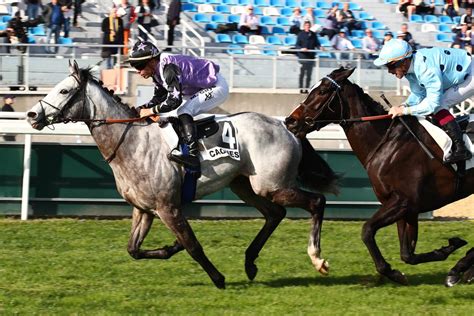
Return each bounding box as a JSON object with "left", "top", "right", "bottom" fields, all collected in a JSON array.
[
  {"left": 398, "top": 0, "right": 416, "bottom": 20},
  {"left": 101, "top": 7, "right": 124, "bottom": 69},
  {"left": 331, "top": 27, "right": 354, "bottom": 65},
  {"left": 135, "top": 0, "right": 156, "bottom": 41},
  {"left": 460, "top": 0, "right": 474, "bottom": 8},
  {"left": 43, "top": 0, "right": 64, "bottom": 54},
  {"left": 116, "top": 0, "right": 137, "bottom": 55},
  {"left": 303, "top": 7, "right": 316, "bottom": 27},
  {"left": 413, "top": 0, "right": 436, "bottom": 15},
  {"left": 60, "top": 0, "right": 73, "bottom": 38},
  {"left": 6, "top": 11, "right": 40, "bottom": 54},
  {"left": 26, "top": 0, "right": 42, "bottom": 20},
  {"left": 459, "top": 7, "right": 473, "bottom": 25},
  {"left": 296, "top": 20, "right": 321, "bottom": 94},
  {"left": 443, "top": 0, "right": 459, "bottom": 17},
  {"left": 319, "top": 5, "right": 339, "bottom": 40},
  {"left": 362, "top": 28, "right": 381, "bottom": 59},
  {"left": 397, "top": 23, "right": 417, "bottom": 49},
  {"left": 452, "top": 23, "right": 472, "bottom": 53},
  {"left": 290, "top": 7, "right": 304, "bottom": 35},
  {"left": 166, "top": 0, "right": 181, "bottom": 52},
  {"left": 238, "top": 5, "right": 261, "bottom": 35},
  {"left": 73, "top": 0, "right": 85, "bottom": 27},
  {"left": 383, "top": 31, "right": 394, "bottom": 45},
  {"left": 1, "top": 95, "right": 16, "bottom": 142},
  {"left": 336, "top": 2, "right": 361, "bottom": 35}
]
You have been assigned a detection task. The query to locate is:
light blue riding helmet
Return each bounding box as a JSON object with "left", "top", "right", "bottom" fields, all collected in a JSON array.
[{"left": 373, "top": 39, "right": 413, "bottom": 67}]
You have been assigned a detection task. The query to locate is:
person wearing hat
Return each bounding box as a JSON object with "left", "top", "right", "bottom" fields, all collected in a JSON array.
[
  {"left": 1, "top": 95, "right": 16, "bottom": 141},
  {"left": 128, "top": 40, "right": 228, "bottom": 171},
  {"left": 382, "top": 31, "right": 393, "bottom": 45},
  {"left": 331, "top": 27, "right": 355, "bottom": 64},
  {"left": 238, "top": 5, "right": 261, "bottom": 35},
  {"left": 374, "top": 39, "right": 473, "bottom": 163}
]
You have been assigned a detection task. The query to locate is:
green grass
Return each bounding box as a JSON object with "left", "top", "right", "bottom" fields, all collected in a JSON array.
[{"left": 0, "top": 219, "right": 472, "bottom": 315}]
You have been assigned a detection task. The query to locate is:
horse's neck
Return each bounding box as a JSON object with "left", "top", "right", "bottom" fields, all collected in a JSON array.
[{"left": 343, "top": 90, "right": 390, "bottom": 166}]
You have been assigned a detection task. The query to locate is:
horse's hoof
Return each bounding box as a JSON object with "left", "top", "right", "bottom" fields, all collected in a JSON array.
[
  {"left": 462, "top": 266, "right": 474, "bottom": 284},
  {"left": 314, "top": 259, "right": 329, "bottom": 275},
  {"left": 213, "top": 275, "right": 226, "bottom": 289},
  {"left": 445, "top": 273, "right": 461, "bottom": 287},
  {"left": 245, "top": 263, "right": 258, "bottom": 281},
  {"left": 386, "top": 269, "right": 408, "bottom": 285},
  {"left": 448, "top": 237, "right": 468, "bottom": 249}
]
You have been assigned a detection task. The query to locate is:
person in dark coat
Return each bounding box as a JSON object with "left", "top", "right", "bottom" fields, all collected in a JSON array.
[
  {"left": 101, "top": 7, "right": 124, "bottom": 69},
  {"left": 1, "top": 95, "right": 17, "bottom": 141},
  {"left": 296, "top": 20, "right": 321, "bottom": 93},
  {"left": 6, "top": 11, "right": 41, "bottom": 53},
  {"left": 166, "top": 0, "right": 181, "bottom": 51}
]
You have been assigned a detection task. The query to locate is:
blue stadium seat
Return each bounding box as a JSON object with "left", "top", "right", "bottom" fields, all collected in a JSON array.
[
  {"left": 2, "top": 15, "right": 12, "bottom": 23},
  {"left": 301, "top": 1, "right": 314, "bottom": 9},
  {"left": 216, "top": 34, "right": 232, "bottom": 43},
  {"left": 255, "top": 0, "right": 270, "bottom": 5},
  {"left": 436, "top": 33, "right": 453, "bottom": 43},
  {"left": 372, "top": 30, "right": 383, "bottom": 39},
  {"left": 58, "top": 37, "right": 73, "bottom": 45},
  {"left": 228, "top": 15, "right": 240, "bottom": 23},
  {"left": 272, "top": 26, "right": 286, "bottom": 34},
  {"left": 27, "top": 35, "right": 36, "bottom": 43},
  {"left": 207, "top": 0, "right": 221, "bottom": 4},
  {"left": 239, "top": 0, "right": 251, "bottom": 5},
  {"left": 260, "top": 26, "right": 271, "bottom": 34},
  {"left": 351, "top": 39, "right": 362, "bottom": 49},
  {"left": 316, "top": 1, "right": 331, "bottom": 9},
  {"left": 270, "top": 0, "right": 285, "bottom": 7},
  {"left": 193, "top": 13, "right": 210, "bottom": 23},
  {"left": 332, "top": 1, "right": 342, "bottom": 8},
  {"left": 359, "top": 12, "right": 374, "bottom": 20},
  {"left": 371, "top": 21, "right": 386, "bottom": 30},
  {"left": 227, "top": 44, "right": 244, "bottom": 54},
  {"left": 263, "top": 45, "right": 278, "bottom": 56},
  {"left": 280, "top": 7, "right": 293, "bottom": 16},
  {"left": 232, "top": 34, "right": 249, "bottom": 44},
  {"left": 266, "top": 36, "right": 283, "bottom": 45},
  {"left": 253, "top": 7, "right": 263, "bottom": 15},
  {"left": 260, "top": 16, "right": 276, "bottom": 25},
  {"left": 453, "top": 16, "right": 461, "bottom": 24},
  {"left": 314, "top": 9, "right": 326, "bottom": 18},
  {"left": 319, "top": 36, "right": 331, "bottom": 47},
  {"left": 211, "top": 14, "right": 227, "bottom": 23},
  {"left": 438, "top": 24, "right": 452, "bottom": 33},
  {"left": 276, "top": 17, "right": 291, "bottom": 26},
  {"left": 352, "top": 30, "right": 364, "bottom": 38},
  {"left": 285, "top": 0, "right": 298, "bottom": 7},
  {"left": 284, "top": 35, "right": 297, "bottom": 46},
  {"left": 435, "top": 0, "right": 444, "bottom": 5},
  {"left": 439, "top": 16, "right": 454, "bottom": 24},
  {"left": 409, "top": 14, "right": 423, "bottom": 23},
  {"left": 223, "top": 0, "right": 239, "bottom": 4},
  {"left": 191, "top": 0, "right": 206, "bottom": 4},
  {"left": 182, "top": 3, "right": 197, "bottom": 12},
  {"left": 30, "top": 25, "right": 46, "bottom": 36},
  {"left": 215, "top": 5, "right": 230, "bottom": 14},
  {"left": 349, "top": 3, "right": 362, "bottom": 11},
  {"left": 424, "top": 15, "right": 439, "bottom": 23},
  {"left": 205, "top": 22, "right": 217, "bottom": 30},
  {"left": 0, "top": 22, "right": 6, "bottom": 31}
]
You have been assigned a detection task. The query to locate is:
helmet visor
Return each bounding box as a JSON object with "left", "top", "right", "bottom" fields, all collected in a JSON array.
[
  {"left": 386, "top": 59, "right": 405, "bottom": 70},
  {"left": 130, "top": 59, "right": 149, "bottom": 71}
]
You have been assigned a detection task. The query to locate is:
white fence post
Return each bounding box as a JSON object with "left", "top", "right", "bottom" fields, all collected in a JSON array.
[{"left": 21, "top": 134, "right": 32, "bottom": 220}]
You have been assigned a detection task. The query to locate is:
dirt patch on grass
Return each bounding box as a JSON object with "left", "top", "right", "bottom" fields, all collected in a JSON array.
[{"left": 433, "top": 194, "right": 474, "bottom": 219}]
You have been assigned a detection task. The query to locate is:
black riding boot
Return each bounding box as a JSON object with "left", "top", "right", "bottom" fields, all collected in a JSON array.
[
  {"left": 169, "top": 114, "right": 200, "bottom": 169},
  {"left": 442, "top": 120, "right": 472, "bottom": 164}
]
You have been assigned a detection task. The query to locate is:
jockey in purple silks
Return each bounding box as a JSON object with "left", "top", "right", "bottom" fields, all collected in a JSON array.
[{"left": 128, "top": 40, "right": 229, "bottom": 169}]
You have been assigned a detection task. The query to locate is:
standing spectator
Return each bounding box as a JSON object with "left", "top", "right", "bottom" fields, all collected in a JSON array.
[
  {"left": 101, "top": 7, "right": 124, "bottom": 69},
  {"left": 452, "top": 23, "right": 472, "bottom": 53},
  {"left": 135, "top": 0, "right": 156, "bottom": 41},
  {"left": 289, "top": 7, "right": 304, "bottom": 35},
  {"left": 1, "top": 95, "right": 16, "bottom": 142},
  {"left": 60, "top": 0, "right": 73, "bottom": 38},
  {"left": 6, "top": 11, "right": 41, "bottom": 54},
  {"left": 238, "top": 5, "right": 261, "bottom": 35},
  {"left": 319, "top": 5, "right": 339, "bottom": 40},
  {"left": 296, "top": 20, "right": 321, "bottom": 94},
  {"left": 382, "top": 31, "right": 394, "bottom": 45},
  {"left": 26, "top": 0, "right": 42, "bottom": 20},
  {"left": 73, "top": 0, "right": 85, "bottom": 27},
  {"left": 43, "top": 0, "right": 64, "bottom": 54},
  {"left": 116, "top": 0, "right": 136, "bottom": 55},
  {"left": 166, "top": 0, "right": 181, "bottom": 52},
  {"left": 444, "top": 0, "right": 459, "bottom": 17},
  {"left": 336, "top": 2, "right": 361, "bottom": 35},
  {"left": 362, "top": 28, "right": 381, "bottom": 59},
  {"left": 331, "top": 27, "right": 355, "bottom": 65},
  {"left": 397, "top": 23, "right": 417, "bottom": 49}
]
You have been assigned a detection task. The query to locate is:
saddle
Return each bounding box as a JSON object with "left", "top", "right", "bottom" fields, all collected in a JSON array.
[{"left": 163, "top": 115, "right": 220, "bottom": 142}]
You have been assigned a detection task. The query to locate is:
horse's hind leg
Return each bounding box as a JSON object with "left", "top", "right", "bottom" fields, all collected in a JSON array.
[
  {"left": 229, "top": 176, "right": 286, "bottom": 281},
  {"left": 270, "top": 188, "right": 328, "bottom": 275},
  {"left": 155, "top": 206, "right": 226, "bottom": 289},
  {"left": 127, "top": 207, "right": 184, "bottom": 259},
  {"left": 446, "top": 247, "right": 474, "bottom": 287},
  {"left": 397, "top": 216, "right": 467, "bottom": 265}
]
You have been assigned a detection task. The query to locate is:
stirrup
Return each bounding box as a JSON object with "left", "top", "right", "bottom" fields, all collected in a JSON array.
[
  {"left": 168, "top": 149, "right": 200, "bottom": 169},
  {"left": 445, "top": 150, "right": 472, "bottom": 164}
]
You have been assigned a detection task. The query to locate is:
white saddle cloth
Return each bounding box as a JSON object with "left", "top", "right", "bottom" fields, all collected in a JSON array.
[{"left": 417, "top": 115, "right": 474, "bottom": 171}]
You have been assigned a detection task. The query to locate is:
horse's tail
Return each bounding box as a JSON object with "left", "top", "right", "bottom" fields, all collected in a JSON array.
[{"left": 297, "top": 137, "right": 340, "bottom": 195}]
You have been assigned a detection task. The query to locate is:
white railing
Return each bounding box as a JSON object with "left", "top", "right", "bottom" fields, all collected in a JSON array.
[{"left": 180, "top": 20, "right": 206, "bottom": 57}]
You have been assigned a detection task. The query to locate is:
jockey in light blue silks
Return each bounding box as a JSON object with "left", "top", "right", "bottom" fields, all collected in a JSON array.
[
  {"left": 128, "top": 40, "right": 229, "bottom": 170},
  {"left": 374, "top": 39, "right": 473, "bottom": 163}
]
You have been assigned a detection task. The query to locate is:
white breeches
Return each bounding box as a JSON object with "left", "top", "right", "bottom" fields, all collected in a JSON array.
[{"left": 441, "top": 59, "right": 474, "bottom": 108}]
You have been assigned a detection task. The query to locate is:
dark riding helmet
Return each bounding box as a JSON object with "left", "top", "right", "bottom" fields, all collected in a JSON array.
[{"left": 129, "top": 41, "right": 160, "bottom": 70}]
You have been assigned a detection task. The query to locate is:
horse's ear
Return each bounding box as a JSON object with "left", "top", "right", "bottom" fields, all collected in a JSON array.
[
  {"left": 334, "top": 67, "right": 356, "bottom": 81},
  {"left": 68, "top": 59, "right": 80, "bottom": 76}
]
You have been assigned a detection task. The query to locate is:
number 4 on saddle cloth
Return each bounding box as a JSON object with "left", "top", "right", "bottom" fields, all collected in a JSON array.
[{"left": 156, "top": 114, "right": 242, "bottom": 203}]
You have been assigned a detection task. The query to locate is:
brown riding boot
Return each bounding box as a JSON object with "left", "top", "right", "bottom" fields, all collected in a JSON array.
[{"left": 442, "top": 121, "right": 472, "bottom": 164}]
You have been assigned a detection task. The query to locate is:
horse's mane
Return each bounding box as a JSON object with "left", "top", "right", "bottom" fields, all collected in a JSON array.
[
  {"left": 348, "top": 81, "right": 388, "bottom": 117},
  {"left": 79, "top": 68, "right": 138, "bottom": 117}
]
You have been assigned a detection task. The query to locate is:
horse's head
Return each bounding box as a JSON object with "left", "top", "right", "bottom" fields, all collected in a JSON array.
[
  {"left": 285, "top": 67, "right": 355, "bottom": 138},
  {"left": 27, "top": 60, "right": 86, "bottom": 130}
]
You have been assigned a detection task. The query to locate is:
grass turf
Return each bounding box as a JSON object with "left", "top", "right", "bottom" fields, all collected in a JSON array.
[{"left": 0, "top": 219, "right": 472, "bottom": 314}]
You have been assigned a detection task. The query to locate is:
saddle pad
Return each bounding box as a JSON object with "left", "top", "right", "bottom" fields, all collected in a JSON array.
[
  {"left": 199, "top": 120, "right": 241, "bottom": 161},
  {"left": 417, "top": 116, "right": 474, "bottom": 170}
]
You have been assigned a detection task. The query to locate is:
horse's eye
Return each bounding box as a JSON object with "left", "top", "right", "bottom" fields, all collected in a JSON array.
[
  {"left": 60, "top": 89, "right": 69, "bottom": 94},
  {"left": 318, "top": 89, "right": 328, "bottom": 95}
]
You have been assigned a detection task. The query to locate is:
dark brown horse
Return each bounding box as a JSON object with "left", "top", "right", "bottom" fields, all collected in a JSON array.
[{"left": 285, "top": 67, "right": 473, "bottom": 286}]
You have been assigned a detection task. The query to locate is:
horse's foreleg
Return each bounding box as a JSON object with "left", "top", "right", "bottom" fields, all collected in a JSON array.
[
  {"left": 127, "top": 207, "right": 184, "bottom": 259},
  {"left": 156, "top": 207, "right": 226, "bottom": 289},
  {"left": 270, "top": 188, "right": 328, "bottom": 275},
  {"left": 397, "top": 216, "right": 467, "bottom": 265},
  {"left": 446, "top": 247, "right": 474, "bottom": 287},
  {"left": 230, "top": 176, "right": 286, "bottom": 281},
  {"left": 362, "top": 193, "right": 409, "bottom": 285}
]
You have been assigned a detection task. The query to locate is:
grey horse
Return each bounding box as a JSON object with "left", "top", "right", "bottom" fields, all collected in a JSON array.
[{"left": 26, "top": 61, "right": 338, "bottom": 288}]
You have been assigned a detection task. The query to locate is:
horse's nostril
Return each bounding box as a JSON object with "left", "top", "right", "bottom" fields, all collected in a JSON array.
[{"left": 27, "top": 112, "right": 37, "bottom": 119}]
